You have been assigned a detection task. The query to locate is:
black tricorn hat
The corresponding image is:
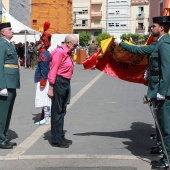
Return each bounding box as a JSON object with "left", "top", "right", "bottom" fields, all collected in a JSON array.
[
  {"left": 153, "top": 16, "right": 170, "bottom": 23},
  {"left": 0, "top": 22, "right": 11, "bottom": 30}
]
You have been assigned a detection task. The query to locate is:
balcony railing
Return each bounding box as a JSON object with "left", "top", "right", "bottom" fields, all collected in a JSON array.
[
  {"left": 136, "top": 27, "right": 145, "bottom": 33},
  {"left": 91, "top": 11, "right": 102, "bottom": 17},
  {"left": 136, "top": 13, "right": 145, "bottom": 19},
  {"left": 73, "top": 24, "right": 88, "bottom": 27}
]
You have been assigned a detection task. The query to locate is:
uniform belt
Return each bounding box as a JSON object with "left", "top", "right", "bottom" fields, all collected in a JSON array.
[{"left": 4, "top": 64, "right": 19, "bottom": 69}]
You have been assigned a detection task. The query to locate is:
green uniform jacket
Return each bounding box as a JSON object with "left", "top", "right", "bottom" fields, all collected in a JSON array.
[
  {"left": 0, "top": 37, "right": 20, "bottom": 89},
  {"left": 121, "top": 33, "right": 170, "bottom": 98}
]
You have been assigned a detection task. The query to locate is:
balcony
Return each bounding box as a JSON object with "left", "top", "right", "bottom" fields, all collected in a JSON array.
[
  {"left": 136, "top": 27, "right": 145, "bottom": 33},
  {"left": 137, "top": 13, "right": 145, "bottom": 19},
  {"left": 91, "top": 11, "right": 102, "bottom": 18},
  {"left": 91, "top": 0, "right": 102, "bottom": 4},
  {"left": 73, "top": 24, "right": 88, "bottom": 27}
]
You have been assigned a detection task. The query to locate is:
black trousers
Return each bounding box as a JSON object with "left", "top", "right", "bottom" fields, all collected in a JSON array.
[
  {"left": 153, "top": 98, "right": 170, "bottom": 162},
  {"left": 0, "top": 89, "right": 16, "bottom": 143},
  {"left": 51, "top": 76, "right": 70, "bottom": 143}
]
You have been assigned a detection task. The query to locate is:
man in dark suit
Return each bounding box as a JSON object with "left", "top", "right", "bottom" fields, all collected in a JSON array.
[
  {"left": 88, "top": 40, "right": 98, "bottom": 70},
  {"left": 114, "top": 16, "right": 170, "bottom": 169},
  {"left": 0, "top": 22, "right": 20, "bottom": 149},
  {"left": 88, "top": 40, "right": 98, "bottom": 56}
]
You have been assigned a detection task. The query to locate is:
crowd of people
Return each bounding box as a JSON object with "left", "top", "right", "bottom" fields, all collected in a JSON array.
[{"left": 12, "top": 41, "right": 38, "bottom": 69}]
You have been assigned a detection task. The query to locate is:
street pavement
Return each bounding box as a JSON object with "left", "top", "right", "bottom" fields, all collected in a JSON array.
[{"left": 0, "top": 65, "right": 161, "bottom": 170}]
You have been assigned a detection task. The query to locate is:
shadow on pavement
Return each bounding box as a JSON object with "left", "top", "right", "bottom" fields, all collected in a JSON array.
[
  {"left": 8, "top": 129, "right": 18, "bottom": 141},
  {"left": 73, "top": 122, "right": 156, "bottom": 157},
  {"left": 43, "top": 130, "right": 68, "bottom": 144},
  {"left": 32, "top": 113, "right": 42, "bottom": 123}
]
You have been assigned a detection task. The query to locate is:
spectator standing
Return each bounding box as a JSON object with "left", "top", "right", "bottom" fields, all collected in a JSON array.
[
  {"left": 48, "top": 34, "right": 78, "bottom": 148},
  {"left": 34, "top": 22, "right": 52, "bottom": 125},
  {"left": 88, "top": 40, "right": 98, "bottom": 70}
]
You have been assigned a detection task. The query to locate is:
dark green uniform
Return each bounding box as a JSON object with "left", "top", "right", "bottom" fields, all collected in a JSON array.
[
  {"left": 121, "top": 33, "right": 170, "bottom": 162},
  {"left": 0, "top": 37, "right": 20, "bottom": 144}
]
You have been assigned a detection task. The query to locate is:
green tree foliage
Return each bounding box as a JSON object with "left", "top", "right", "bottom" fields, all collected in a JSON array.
[
  {"left": 121, "top": 33, "right": 141, "bottom": 43},
  {"left": 121, "top": 33, "right": 149, "bottom": 45},
  {"left": 143, "top": 34, "right": 150, "bottom": 42},
  {"left": 96, "top": 33, "right": 111, "bottom": 47},
  {"left": 79, "top": 31, "right": 92, "bottom": 47}
]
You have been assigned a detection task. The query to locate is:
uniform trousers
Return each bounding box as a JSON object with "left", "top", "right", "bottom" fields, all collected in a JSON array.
[
  {"left": 51, "top": 75, "right": 70, "bottom": 143},
  {"left": 153, "top": 98, "right": 170, "bottom": 162},
  {"left": 0, "top": 89, "right": 16, "bottom": 143}
]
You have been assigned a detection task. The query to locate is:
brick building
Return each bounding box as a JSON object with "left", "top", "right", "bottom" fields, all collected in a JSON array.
[
  {"left": 31, "top": 0, "right": 73, "bottom": 34},
  {"left": 149, "top": 0, "right": 166, "bottom": 24}
]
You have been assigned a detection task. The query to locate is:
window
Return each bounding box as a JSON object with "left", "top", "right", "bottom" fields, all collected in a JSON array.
[
  {"left": 138, "top": 23, "right": 144, "bottom": 30},
  {"left": 94, "top": 31, "right": 101, "bottom": 36},
  {"left": 120, "top": 24, "right": 126, "bottom": 27},
  {"left": 115, "top": 23, "right": 119, "bottom": 27},
  {"left": 109, "top": 23, "right": 114, "bottom": 27},
  {"left": 73, "top": 31, "right": 79, "bottom": 34},
  {"left": 32, "top": 20, "right": 37, "bottom": 25},
  {"left": 160, "top": 2, "right": 163, "bottom": 15},
  {"left": 82, "top": 20, "right": 87, "bottom": 26},
  {"left": 138, "top": 7, "right": 144, "bottom": 14},
  {"left": 116, "top": 11, "right": 120, "bottom": 14},
  {"left": 73, "top": 8, "right": 88, "bottom": 14}
]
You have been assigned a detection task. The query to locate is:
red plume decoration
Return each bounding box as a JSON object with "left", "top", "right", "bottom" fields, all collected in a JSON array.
[
  {"left": 38, "top": 21, "right": 52, "bottom": 49},
  {"left": 43, "top": 21, "right": 50, "bottom": 32}
]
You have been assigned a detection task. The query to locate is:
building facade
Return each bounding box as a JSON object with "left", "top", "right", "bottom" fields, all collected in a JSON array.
[
  {"left": 31, "top": 0, "right": 73, "bottom": 34},
  {"left": 73, "top": 0, "right": 106, "bottom": 40},
  {"left": 149, "top": 0, "right": 166, "bottom": 25},
  {"left": 2, "top": 0, "right": 31, "bottom": 27},
  {"left": 130, "top": 0, "right": 149, "bottom": 35},
  {"left": 106, "top": 0, "right": 131, "bottom": 38},
  {"left": 10, "top": 0, "right": 31, "bottom": 27}
]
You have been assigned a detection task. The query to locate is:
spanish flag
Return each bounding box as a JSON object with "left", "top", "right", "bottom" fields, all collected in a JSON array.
[{"left": 83, "top": 38, "right": 148, "bottom": 84}]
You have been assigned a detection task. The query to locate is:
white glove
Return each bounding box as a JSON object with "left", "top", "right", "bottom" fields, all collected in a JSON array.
[
  {"left": 114, "top": 38, "right": 122, "bottom": 46},
  {"left": 156, "top": 93, "right": 165, "bottom": 100},
  {"left": 0, "top": 88, "right": 8, "bottom": 96},
  {"left": 143, "top": 69, "right": 149, "bottom": 80}
]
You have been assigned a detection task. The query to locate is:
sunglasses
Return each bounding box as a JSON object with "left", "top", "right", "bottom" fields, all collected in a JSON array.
[{"left": 69, "top": 41, "right": 78, "bottom": 48}]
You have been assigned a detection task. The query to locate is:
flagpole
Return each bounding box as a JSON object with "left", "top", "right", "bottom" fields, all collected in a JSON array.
[{"left": 0, "top": 0, "right": 2, "bottom": 22}]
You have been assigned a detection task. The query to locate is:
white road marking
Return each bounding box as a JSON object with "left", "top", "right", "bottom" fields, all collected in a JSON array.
[
  {"left": 4, "top": 72, "right": 104, "bottom": 160},
  {"left": 1, "top": 154, "right": 151, "bottom": 162}
]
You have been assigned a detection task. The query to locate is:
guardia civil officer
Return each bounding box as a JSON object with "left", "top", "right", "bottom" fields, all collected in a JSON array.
[
  {"left": 0, "top": 22, "right": 20, "bottom": 149},
  {"left": 114, "top": 16, "right": 170, "bottom": 169}
]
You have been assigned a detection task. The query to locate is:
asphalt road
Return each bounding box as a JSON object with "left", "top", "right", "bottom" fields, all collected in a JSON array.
[{"left": 0, "top": 65, "right": 160, "bottom": 170}]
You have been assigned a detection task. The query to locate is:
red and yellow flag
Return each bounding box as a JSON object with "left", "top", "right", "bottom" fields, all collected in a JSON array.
[
  {"left": 83, "top": 38, "right": 148, "bottom": 84},
  {"left": 162, "top": 0, "right": 170, "bottom": 16}
]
